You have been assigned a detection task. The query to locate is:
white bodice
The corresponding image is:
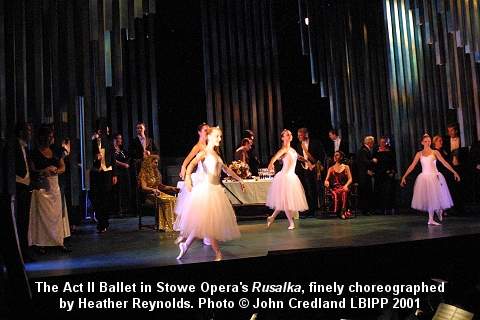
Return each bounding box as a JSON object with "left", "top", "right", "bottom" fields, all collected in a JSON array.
[
  {"left": 420, "top": 155, "right": 439, "bottom": 174},
  {"left": 201, "top": 152, "right": 223, "bottom": 184},
  {"left": 280, "top": 148, "right": 298, "bottom": 174}
]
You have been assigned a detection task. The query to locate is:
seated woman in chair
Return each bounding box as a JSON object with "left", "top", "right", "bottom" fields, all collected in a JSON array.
[
  {"left": 138, "top": 155, "right": 179, "bottom": 231},
  {"left": 324, "top": 151, "right": 353, "bottom": 219}
]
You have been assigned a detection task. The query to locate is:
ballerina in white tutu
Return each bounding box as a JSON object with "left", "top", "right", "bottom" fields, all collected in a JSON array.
[
  {"left": 400, "top": 134, "right": 460, "bottom": 225},
  {"left": 174, "top": 123, "right": 209, "bottom": 244},
  {"left": 176, "top": 127, "right": 245, "bottom": 261},
  {"left": 266, "top": 129, "right": 309, "bottom": 230}
]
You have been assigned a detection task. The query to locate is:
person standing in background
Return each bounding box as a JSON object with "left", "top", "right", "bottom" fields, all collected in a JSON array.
[
  {"left": 327, "top": 129, "right": 349, "bottom": 166},
  {"left": 129, "top": 122, "right": 158, "bottom": 173},
  {"left": 443, "top": 123, "right": 466, "bottom": 215},
  {"left": 113, "top": 133, "right": 130, "bottom": 216},
  {"left": 90, "top": 118, "right": 117, "bottom": 233},
  {"left": 294, "top": 128, "right": 325, "bottom": 218},
  {"left": 12, "top": 122, "right": 33, "bottom": 261},
  {"left": 356, "top": 136, "right": 378, "bottom": 215},
  {"left": 374, "top": 136, "right": 396, "bottom": 215}
]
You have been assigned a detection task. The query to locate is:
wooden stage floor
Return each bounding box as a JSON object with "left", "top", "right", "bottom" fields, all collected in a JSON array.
[{"left": 26, "top": 213, "right": 480, "bottom": 279}]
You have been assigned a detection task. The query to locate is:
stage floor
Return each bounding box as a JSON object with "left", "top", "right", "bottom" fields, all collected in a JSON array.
[{"left": 26, "top": 214, "right": 480, "bottom": 279}]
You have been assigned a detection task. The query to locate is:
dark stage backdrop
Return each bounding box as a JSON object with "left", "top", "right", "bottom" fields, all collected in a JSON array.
[
  {"left": 200, "top": 0, "right": 284, "bottom": 164},
  {"left": 0, "top": 0, "right": 207, "bottom": 208},
  {"left": 297, "top": 0, "right": 480, "bottom": 170}
]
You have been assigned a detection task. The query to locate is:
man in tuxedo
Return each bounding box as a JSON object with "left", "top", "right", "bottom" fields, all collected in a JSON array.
[
  {"left": 294, "top": 128, "right": 325, "bottom": 218},
  {"left": 90, "top": 118, "right": 117, "bottom": 233},
  {"left": 356, "top": 136, "right": 378, "bottom": 215},
  {"left": 11, "top": 122, "right": 33, "bottom": 260},
  {"left": 129, "top": 121, "right": 158, "bottom": 172},
  {"left": 443, "top": 123, "right": 466, "bottom": 214},
  {"left": 1, "top": 132, "right": 32, "bottom": 312},
  {"left": 327, "top": 129, "right": 349, "bottom": 165}
]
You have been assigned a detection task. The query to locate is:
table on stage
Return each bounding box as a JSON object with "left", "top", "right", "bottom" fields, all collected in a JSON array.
[
  {"left": 176, "top": 179, "right": 273, "bottom": 205},
  {"left": 222, "top": 179, "right": 272, "bottom": 205}
]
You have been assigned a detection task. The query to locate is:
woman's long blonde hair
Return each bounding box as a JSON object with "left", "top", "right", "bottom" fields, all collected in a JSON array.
[{"left": 138, "top": 155, "right": 160, "bottom": 187}]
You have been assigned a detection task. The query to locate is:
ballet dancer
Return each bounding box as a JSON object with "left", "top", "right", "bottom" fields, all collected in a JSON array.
[
  {"left": 266, "top": 129, "right": 308, "bottom": 230},
  {"left": 400, "top": 134, "right": 460, "bottom": 225}
]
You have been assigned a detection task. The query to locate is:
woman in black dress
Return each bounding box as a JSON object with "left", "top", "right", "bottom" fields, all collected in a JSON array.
[
  {"left": 113, "top": 133, "right": 131, "bottom": 215},
  {"left": 374, "top": 137, "right": 397, "bottom": 215}
]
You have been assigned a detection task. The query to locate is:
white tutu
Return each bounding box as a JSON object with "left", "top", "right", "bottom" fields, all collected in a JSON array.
[
  {"left": 411, "top": 155, "right": 453, "bottom": 212},
  {"left": 266, "top": 171, "right": 308, "bottom": 212},
  {"left": 411, "top": 172, "right": 453, "bottom": 212},
  {"left": 174, "top": 164, "right": 204, "bottom": 231},
  {"left": 175, "top": 153, "right": 240, "bottom": 241},
  {"left": 265, "top": 148, "right": 308, "bottom": 212},
  {"left": 175, "top": 182, "right": 240, "bottom": 241}
]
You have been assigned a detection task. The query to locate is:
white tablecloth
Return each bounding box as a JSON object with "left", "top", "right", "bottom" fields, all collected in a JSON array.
[
  {"left": 176, "top": 179, "right": 272, "bottom": 205},
  {"left": 222, "top": 179, "right": 272, "bottom": 205}
]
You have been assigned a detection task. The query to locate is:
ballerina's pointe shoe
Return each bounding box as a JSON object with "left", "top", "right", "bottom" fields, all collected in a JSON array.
[
  {"left": 214, "top": 253, "right": 223, "bottom": 261},
  {"left": 266, "top": 216, "right": 274, "bottom": 228},
  {"left": 288, "top": 224, "right": 295, "bottom": 230},
  {"left": 428, "top": 221, "right": 441, "bottom": 226},
  {"left": 176, "top": 242, "right": 187, "bottom": 260}
]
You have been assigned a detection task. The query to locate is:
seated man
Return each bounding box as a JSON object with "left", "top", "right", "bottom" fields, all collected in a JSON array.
[
  {"left": 324, "top": 151, "right": 353, "bottom": 219},
  {"left": 234, "top": 138, "right": 252, "bottom": 165}
]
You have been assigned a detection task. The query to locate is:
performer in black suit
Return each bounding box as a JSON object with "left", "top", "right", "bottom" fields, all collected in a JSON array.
[
  {"left": 356, "top": 136, "right": 378, "bottom": 215},
  {"left": 1, "top": 133, "right": 32, "bottom": 311},
  {"left": 90, "top": 118, "right": 117, "bottom": 233},
  {"left": 129, "top": 121, "right": 158, "bottom": 172},
  {"left": 443, "top": 123, "right": 466, "bottom": 215},
  {"left": 294, "top": 128, "right": 325, "bottom": 218},
  {"left": 327, "top": 129, "right": 349, "bottom": 164},
  {"left": 11, "top": 122, "right": 33, "bottom": 260}
]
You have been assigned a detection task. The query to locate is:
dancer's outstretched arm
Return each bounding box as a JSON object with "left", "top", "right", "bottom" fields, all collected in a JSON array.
[
  {"left": 400, "top": 152, "right": 420, "bottom": 187},
  {"left": 222, "top": 165, "right": 246, "bottom": 191},
  {"left": 433, "top": 150, "right": 460, "bottom": 181}
]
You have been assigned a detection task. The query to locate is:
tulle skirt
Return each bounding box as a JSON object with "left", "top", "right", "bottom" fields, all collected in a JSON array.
[
  {"left": 266, "top": 171, "right": 309, "bottom": 212},
  {"left": 411, "top": 172, "right": 453, "bottom": 212},
  {"left": 175, "top": 181, "right": 240, "bottom": 241},
  {"left": 174, "top": 172, "right": 203, "bottom": 231}
]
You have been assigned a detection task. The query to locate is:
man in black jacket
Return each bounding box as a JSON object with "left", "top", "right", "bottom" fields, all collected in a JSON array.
[
  {"left": 443, "top": 123, "right": 466, "bottom": 214},
  {"left": 129, "top": 121, "right": 158, "bottom": 172},
  {"left": 294, "top": 128, "right": 325, "bottom": 218},
  {"left": 356, "top": 136, "right": 378, "bottom": 215},
  {"left": 90, "top": 118, "right": 117, "bottom": 233},
  {"left": 327, "top": 129, "right": 349, "bottom": 163},
  {"left": 11, "top": 122, "right": 33, "bottom": 259}
]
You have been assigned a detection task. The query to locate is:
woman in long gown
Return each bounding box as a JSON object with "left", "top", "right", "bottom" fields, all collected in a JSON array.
[
  {"left": 29, "top": 125, "right": 71, "bottom": 253},
  {"left": 401, "top": 134, "right": 460, "bottom": 225},
  {"left": 174, "top": 123, "right": 209, "bottom": 243},
  {"left": 176, "top": 127, "right": 245, "bottom": 261},
  {"left": 265, "top": 129, "right": 308, "bottom": 230},
  {"left": 138, "top": 155, "right": 179, "bottom": 231}
]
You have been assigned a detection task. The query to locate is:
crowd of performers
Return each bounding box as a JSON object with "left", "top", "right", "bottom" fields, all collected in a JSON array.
[{"left": 7, "top": 118, "right": 475, "bottom": 262}]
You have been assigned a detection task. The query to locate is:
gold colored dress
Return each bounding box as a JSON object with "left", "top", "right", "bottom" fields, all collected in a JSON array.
[{"left": 143, "top": 175, "right": 177, "bottom": 232}]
